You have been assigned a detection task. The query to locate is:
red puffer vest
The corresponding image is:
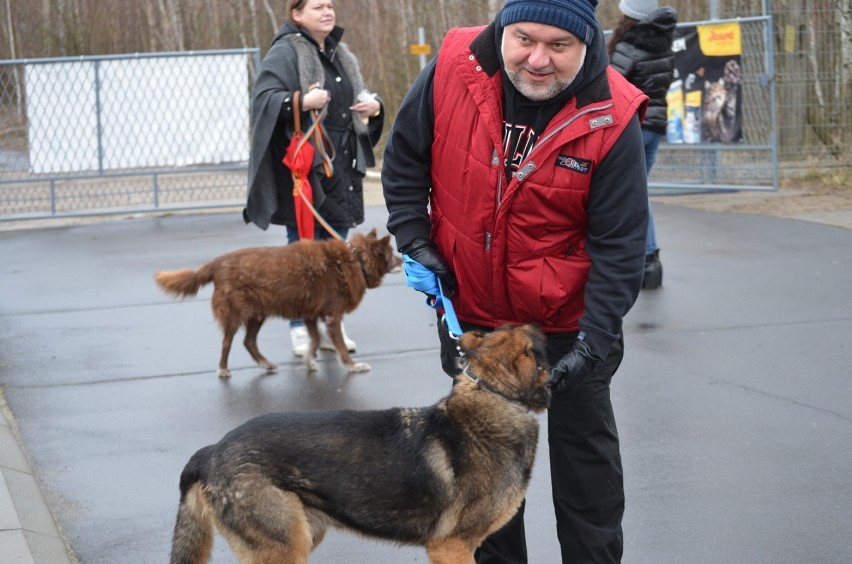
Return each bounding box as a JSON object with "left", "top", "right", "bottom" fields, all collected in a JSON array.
[{"left": 431, "top": 26, "right": 647, "bottom": 332}]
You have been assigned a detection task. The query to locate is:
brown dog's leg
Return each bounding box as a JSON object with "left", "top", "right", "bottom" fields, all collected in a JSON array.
[
  {"left": 425, "top": 537, "right": 477, "bottom": 564},
  {"left": 217, "top": 322, "right": 239, "bottom": 379},
  {"left": 303, "top": 319, "right": 321, "bottom": 372},
  {"left": 324, "top": 314, "right": 370, "bottom": 373},
  {"left": 212, "top": 292, "right": 241, "bottom": 379},
  {"left": 243, "top": 316, "right": 277, "bottom": 372}
]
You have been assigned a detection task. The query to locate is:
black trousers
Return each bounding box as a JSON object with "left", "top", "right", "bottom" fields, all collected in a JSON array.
[{"left": 438, "top": 316, "right": 625, "bottom": 564}]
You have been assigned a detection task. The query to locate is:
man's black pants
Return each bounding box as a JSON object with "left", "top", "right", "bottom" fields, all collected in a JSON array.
[{"left": 438, "top": 318, "right": 625, "bottom": 564}]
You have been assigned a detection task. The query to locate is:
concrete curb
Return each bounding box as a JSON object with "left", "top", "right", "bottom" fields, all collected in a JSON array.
[{"left": 0, "top": 391, "right": 74, "bottom": 564}]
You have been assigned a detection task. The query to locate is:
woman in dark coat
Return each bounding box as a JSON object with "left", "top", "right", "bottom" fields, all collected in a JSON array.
[
  {"left": 609, "top": 0, "right": 677, "bottom": 289},
  {"left": 244, "top": 0, "right": 384, "bottom": 354}
]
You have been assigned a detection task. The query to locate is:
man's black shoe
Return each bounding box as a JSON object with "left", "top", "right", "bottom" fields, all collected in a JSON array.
[{"left": 642, "top": 250, "right": 663, "bottom": 289}]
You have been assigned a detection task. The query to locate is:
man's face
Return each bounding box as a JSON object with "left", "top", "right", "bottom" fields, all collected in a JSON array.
[{"left": 502, "top": 22, "right": 587, "bottom": 101}]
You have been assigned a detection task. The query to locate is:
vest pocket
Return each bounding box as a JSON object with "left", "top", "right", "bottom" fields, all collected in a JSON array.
[{"left": 505, "top": 254, "right": 588, "bottom": 327}]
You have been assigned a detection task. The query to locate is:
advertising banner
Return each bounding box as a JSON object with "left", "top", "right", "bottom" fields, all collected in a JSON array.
[{"left": 667, "top": 22, "right": 744, "bottom": 144}]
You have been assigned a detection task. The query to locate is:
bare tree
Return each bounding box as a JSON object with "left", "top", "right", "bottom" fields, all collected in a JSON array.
[
  {"left": 3, "top": 0, "right": 22, "bottom": 119},
  {"left": 262, "top": 0, "right": 278, "bottom": 37},
  {"left": 247, "top": 0, "right": 260, "bottom": 54},
  {"left": 41, "top": 0, "right": 51, "bottom": 53},
  {"left": 3, "top": 0, "right": 14, "bottom": 60},
  {"left": 56, "top": 0, "right": 67, "bottom": 54},
  {"left": 838, "top": 0, "right": 852, "bottom": 87},
  {"left": 156, "top": 0, "right": 185, "bottom": 51}
]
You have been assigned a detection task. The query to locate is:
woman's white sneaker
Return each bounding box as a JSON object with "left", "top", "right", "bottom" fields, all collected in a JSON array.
[
  {"left": 319, "top": 321, "right": 356, "bottom": 352},
  {"left": 290, "top": 326, "right": 309, "bottom": 357}
]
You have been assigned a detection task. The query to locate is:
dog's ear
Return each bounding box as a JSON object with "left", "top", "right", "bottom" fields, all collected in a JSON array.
[
  {"left": 458, "top": 330, "right": 485, "bottom": 354},
  {"left": 519, "top": 324, "right": 548, "bottom": 368},
  {"left": 350, "top": 232, "right": 366, "bottom": 247},
  {"left": 368, "top": 227, "right": 378, "bottom": 239}
]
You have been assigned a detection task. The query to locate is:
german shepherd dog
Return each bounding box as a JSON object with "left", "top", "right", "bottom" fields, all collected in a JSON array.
[
  {"left": 155, "top": 228, "right": 401, "bottom": 377},
  {"left": 169, "top": 324, "right": 550, "bottom": 564}
]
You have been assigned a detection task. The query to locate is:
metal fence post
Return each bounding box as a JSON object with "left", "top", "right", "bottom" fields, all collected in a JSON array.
[{"left": 94, "top": 59, "right": 104, "bottom": 176}]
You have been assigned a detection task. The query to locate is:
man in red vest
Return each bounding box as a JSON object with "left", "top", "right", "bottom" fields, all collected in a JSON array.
[{"left": 383, "top": 1, "right": 649, "bottom": 562}]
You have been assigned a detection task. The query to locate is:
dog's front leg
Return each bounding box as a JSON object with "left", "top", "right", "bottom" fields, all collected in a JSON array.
[
  {"left": 425, "top": 537, "right": 476, "bottom": 564},
  {"left": 303, "top": 319, "right": 322, "bottom": 372},
  {"left": 244, "top": 316, "right": 277, "bottom": 372}
]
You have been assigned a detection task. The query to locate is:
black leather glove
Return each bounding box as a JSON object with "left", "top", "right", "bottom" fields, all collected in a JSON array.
[
  {"left": 547, "top": 337, "right": 599, "bottom": 394},
  {"left": 401, "top": 238, "right": 458, "bottom": 298}
]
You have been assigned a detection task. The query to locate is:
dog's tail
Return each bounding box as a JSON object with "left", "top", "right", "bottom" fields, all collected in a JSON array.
[
  {"left": 155, "top": 263, "right": 215, "bottom": 298},
  {"left": 170, "top": 447, "right": 214, "bottom": 564}
]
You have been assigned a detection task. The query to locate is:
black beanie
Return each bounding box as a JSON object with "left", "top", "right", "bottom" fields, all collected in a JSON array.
[{"left": 501, "top": 0, "right": 599, "bottom": 45}]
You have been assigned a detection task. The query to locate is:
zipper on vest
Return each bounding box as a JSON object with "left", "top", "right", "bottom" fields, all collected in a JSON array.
[
  {"left": 522, "top": 102, "right": 615, "bottom": 168},
  {"left": 494, "top": 147, "right": 503, "bottom": 205},
  {"left": 492, "top": 148, "right": 502, "bottom": 248}
]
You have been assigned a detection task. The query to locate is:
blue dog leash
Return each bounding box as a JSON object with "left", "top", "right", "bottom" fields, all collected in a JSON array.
[{"left": 402, "top": 255, "right": 463, "bottom": 338}]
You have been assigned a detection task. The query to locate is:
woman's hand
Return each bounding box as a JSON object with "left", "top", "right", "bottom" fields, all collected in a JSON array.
[
  {"left": 350, "top": 95, "right": 381, "bottom": 120},
  {"left": 302, "top": 88, "right": 330, "bottom": 110}
]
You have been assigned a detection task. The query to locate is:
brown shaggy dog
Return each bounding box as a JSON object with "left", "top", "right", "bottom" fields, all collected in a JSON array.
[
  {"left": 154, "top": 228, "right": 401, "bottom": 377},
  {"left": 169, "top": 324, "right": 551, "bottom": 564}
]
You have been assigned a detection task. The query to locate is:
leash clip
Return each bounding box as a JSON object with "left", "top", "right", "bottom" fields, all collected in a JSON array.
[{"left": 441, "top": 314, "right": 462, "bottom": 341}]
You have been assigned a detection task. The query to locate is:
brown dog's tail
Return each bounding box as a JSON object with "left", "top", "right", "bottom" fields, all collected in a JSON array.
[
  {"left": 170, "top": 448, "right": 214, "bottom": 564},
  {"left": 155, "top": 263, "right": 215, "bottom": 298}
]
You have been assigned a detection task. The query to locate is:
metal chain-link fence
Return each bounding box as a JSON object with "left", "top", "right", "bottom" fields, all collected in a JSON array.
[
  {"left": 718, "top": 0, "right": 850, "bottom": 181},
  {"left": 1, "top": 4, "right": 850, "bottom": 221},
  {"left": 650, "top": 16, "right": 778, "bottom": 192},
  {"left": 0, "top": 49, "right": 259, "bottom": 221}
]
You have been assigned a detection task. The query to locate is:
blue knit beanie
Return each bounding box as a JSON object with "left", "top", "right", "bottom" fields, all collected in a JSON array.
[{"left": 501, "top": 0, "right": 599, "bottom": 45}]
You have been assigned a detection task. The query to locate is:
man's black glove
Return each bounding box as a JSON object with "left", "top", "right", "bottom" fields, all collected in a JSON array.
[
  {"left": 547, "top": 337, "right": 599, "bottom": 394},
  {"left": 401, "top": 238, "right": 458, "bottom": 298}
]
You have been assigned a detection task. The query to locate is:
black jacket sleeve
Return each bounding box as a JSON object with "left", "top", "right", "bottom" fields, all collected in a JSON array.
[
  {"left": 245, "top": 40, "right": 300, "bottom": 230},
  {"left": 382, "top": 58, "right": 438, "bottom": 251},
  {"left": 579, "top": 113, "right": 648, "bottom": 359},
  {"left": 609, "top": 44, "right": 637, "bottom": 79}
]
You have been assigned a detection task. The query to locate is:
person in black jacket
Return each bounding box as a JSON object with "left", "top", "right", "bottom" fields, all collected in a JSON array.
[
  {"left": 243, "top": 0, "right": 384, "bottom": 355},
  {"left": 608, "top": 0, "right": 677, "bottom": 289}
]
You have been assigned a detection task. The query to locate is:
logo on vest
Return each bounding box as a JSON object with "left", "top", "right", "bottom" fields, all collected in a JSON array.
[{"left": 555, "top": 155, "right": 591, "bottom": 174}]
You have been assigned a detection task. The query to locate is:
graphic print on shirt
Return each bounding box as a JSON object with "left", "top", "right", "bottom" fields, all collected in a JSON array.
[{"left": 503, "top": 122, "right": 538, "bottom": 177}]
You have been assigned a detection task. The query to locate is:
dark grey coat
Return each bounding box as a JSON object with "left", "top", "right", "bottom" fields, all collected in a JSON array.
[
  {"left": 610, "top": 7, "right": 677, "bottom": 133},
  {"left": 244, "top": 22, "right": 384, "bottom": 231}
]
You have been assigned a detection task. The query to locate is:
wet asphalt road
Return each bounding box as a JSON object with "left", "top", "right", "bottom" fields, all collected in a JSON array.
[{"left": 1, "top": 203, "right": 851, "bottom": 563}]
